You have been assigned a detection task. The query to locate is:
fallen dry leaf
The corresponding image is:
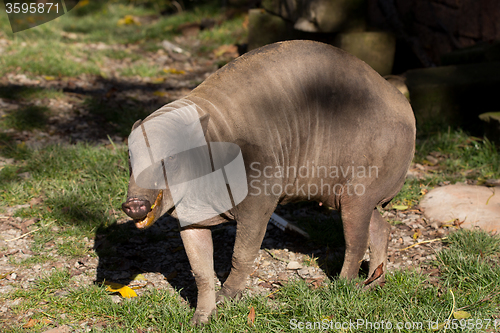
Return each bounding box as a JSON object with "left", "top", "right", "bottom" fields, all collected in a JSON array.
[
  {"left": 242, "top": 14, "right": 249, "bottom": 29},
  {"left": 364, "top": 263, "right": 384, "bottom": 285},
  {"left": 258, "top": 281, "right": 273, "bottom": 289},
  {"left": 163, "top": 68, "right": 186, "bottom": 75},
  {"left": 413, "top": 229, "right": 422, "bottom": 239},
  {"left": 153, "top": 91, "right": 168, "bottom": 97},
  {"left": 23, "top": 318, "right": 52, "bottom": 329},
  {"left": 247, "top": 306, "right": 256, "bottom": 326},
  {"left": 105, "top": 282, "right": 138, "bottom": 298},
  {"left": 213, "top": 44, "right": 238, "bottom": 58},
  {"left": 150, "top": 78, "right": 165, "bottom": 84},
  {"left": 29, "top": 197, "right": 44, "bottom": 208}
]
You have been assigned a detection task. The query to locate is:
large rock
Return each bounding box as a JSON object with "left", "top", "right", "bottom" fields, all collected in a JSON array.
[
  {"left": 479, "top": 112, "right": 500, "bottom": 145},
  {"left": 334, "top": 32, "right": 395, "bottom": 76},
  {"left": 420, "top": 184, "right": 500, "bottom": 232},
  {"left": 405, "top": 62, "right": 500, "bottom": 131},
  {"left": 262, "top": 0, "right": 367, "bottom": 33},
  {"left": 441, "top": 41, "right": 500, "bottom": 66},
  {"left": 247, "top": 9, "right": 290, "bottom": 51}
]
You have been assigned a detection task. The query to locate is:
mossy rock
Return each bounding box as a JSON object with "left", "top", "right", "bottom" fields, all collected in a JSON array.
[
  {"left": 405, "top": 62, "right": 500, "bottom": 133},
  {"left": 247, "top": 9, "right": 290, "bottom": 51},
  {"left": 334, "top": 32, "right": 395, "bottom": 76},
  {"left": 479, "top": 112, "right": 500, "bottom": 144}
]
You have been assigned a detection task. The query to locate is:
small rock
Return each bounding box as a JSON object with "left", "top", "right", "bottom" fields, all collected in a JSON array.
[
  {"left": 430, "top": 221, "right": 440, "bottom": 230},
  {"left": 286, "top": 261, "right": 302, "bottom": 270},
  {"left": 41, "top": 325, "right": 72, "bottom": 333},
  {"left": 437, "top": 229, "right": 446, "bottom": 236},
  {"left": 298, "top": 267, "right": 315, "bottom": 278},
  {"left": 18, "top": 172, "right": 31, "bottom": 179},
  {"left": 111, "top": 295, "right": 122, "bottom": 304},
  {"left": 426, "top": 155, "right": 439, "bottom": 165},
  {"left": 54, "top": 290, "right": 69, "bottom": 297},
  {"left": 53, "top": 262, "right": 64, "bottom": 269},
  {"left": 402, "top": 236, "right": 413, "bottom": 244}
]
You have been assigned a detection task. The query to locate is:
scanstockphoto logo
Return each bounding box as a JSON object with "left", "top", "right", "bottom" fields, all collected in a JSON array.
[
  {"left": 128, "top": 101, "right": 248, "bottom": 227},
  {"left": 2, "top": 0, "right": 107, "bottom": 33}
]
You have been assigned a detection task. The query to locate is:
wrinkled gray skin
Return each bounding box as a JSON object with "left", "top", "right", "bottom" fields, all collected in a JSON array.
[{"left": 122, "top": 40, "right": 416, "bottom": 325}]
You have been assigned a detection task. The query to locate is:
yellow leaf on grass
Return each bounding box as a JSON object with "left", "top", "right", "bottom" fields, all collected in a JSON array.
[
  {"left": 105, "top": 282, "right": 137, "bottom": 298},
  {"left": 163, "top": 68, "right": 185, "bottom": 75},
  {"left": 44, "top": 76, "right": 56, "bottom": 81},
  {"left": 432, "top": 322, "right": 446, "bottom": 331},
  {"left": 118, "top": 15, "right": 141, "bottom": 26},
  {"left": 75, "top": 0, "right": 89, "bottom": 8},
  {"left": 453, "top": 310, "right": 471, "bottom": 319},
  {"left": 392, "top": 205, "right": 408, "bottom": 211},
  {"left": 153, "top": 91, "right": 168, "bottom": 97},
  {"left": 151, "top": 77, "right": 165, "bottom": 84}
]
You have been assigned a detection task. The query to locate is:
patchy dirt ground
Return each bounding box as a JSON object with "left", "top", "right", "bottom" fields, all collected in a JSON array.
[{"left": 0, "top": 36, "right": 455, "bottom": 331}]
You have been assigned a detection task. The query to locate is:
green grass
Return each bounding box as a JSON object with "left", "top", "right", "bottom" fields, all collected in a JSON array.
[
  {"left": 101, "top": 48, "right": 143, "bottom": 61},
  {"left": 0, "top": 39, "right": 103, "bottom": 77},
  {"left": 0, "top": 1, "right": 246, "bottom": 78},
  {"left": 392, "top": 127, "right": 500, "bottom": 207},
  {"left": 119, "top": 61, "right": 164, "bottom": 77},
  {"left": 0, "top": 86, "right": 65, "bottom": 101},
  {"left": 2, "top": 105, "right": 50, "bottom": 131},
  {"left": 84, "top": 97, "right": 153, "bottom": 137}
]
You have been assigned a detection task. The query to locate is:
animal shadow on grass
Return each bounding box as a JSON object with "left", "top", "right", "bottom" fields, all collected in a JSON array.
[{"left": 93, "top": 202, "right": 348, "bottom": 308}]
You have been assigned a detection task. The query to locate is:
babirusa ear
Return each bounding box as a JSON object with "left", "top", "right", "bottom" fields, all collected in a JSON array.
[
  {"left": 132, "top": 119, "right": 143, "bottom": 131},
  {"left": 199, "top": 114, "right": 210, "bottom": 136}
]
